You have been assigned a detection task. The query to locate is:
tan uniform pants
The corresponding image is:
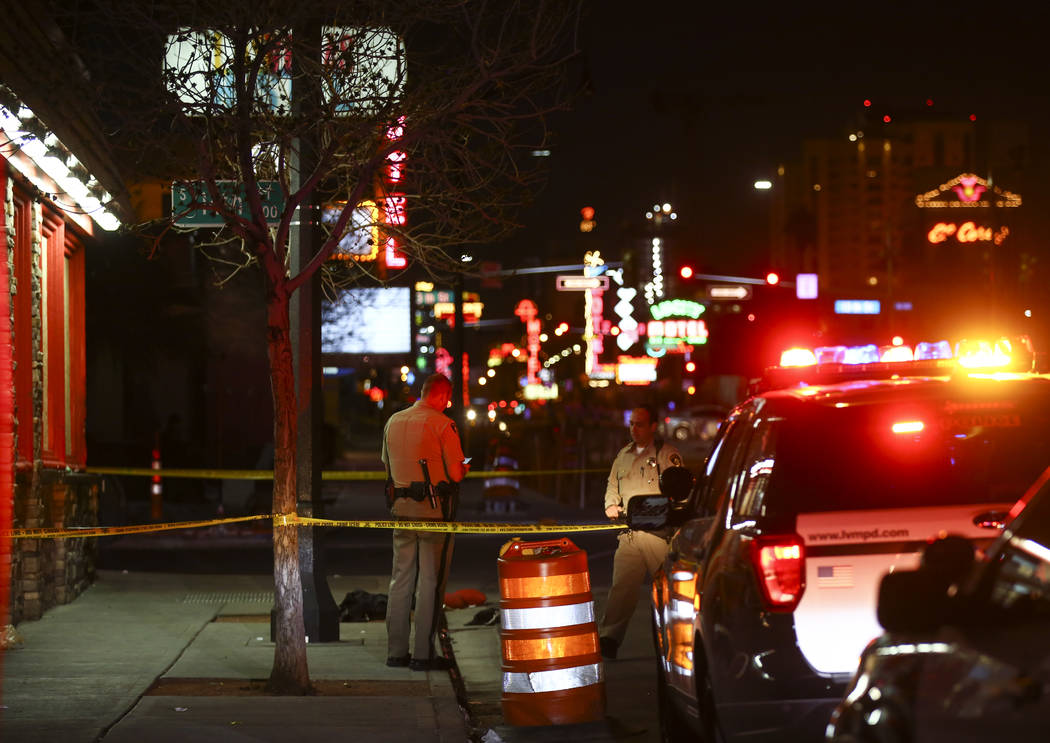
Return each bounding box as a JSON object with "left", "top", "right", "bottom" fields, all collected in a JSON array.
[
  {"left": 386, "top": 527, "right": 455, "bottom": 661},
  {"left": 600, "top": 529, "right": 669, "bottom": 645}
]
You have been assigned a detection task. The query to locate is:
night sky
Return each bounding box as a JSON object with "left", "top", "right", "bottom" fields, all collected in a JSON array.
[{"left": 506, "top": 3, "right": 1050, "bottom": 276}]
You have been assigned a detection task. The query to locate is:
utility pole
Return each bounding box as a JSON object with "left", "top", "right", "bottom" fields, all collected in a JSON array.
[
  {"left": 452, "top": 272, "right": 467, "bottom": 440},
  {"left": 288, "top": 22, "right": 339, "bottom": 642}
]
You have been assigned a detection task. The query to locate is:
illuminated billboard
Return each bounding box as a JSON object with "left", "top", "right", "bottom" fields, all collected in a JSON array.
[{"left": 321, "top": 286, "right": 410, "bottom": 354}]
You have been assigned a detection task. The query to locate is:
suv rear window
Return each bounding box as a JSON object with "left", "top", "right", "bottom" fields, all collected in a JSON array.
[{"left": 765, "top": 383, "right": 1050, "bottom": 515}]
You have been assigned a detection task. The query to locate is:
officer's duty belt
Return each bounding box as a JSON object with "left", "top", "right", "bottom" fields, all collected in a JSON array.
[{"left": 393, "top": 482, "right": 428, "bottom": 502}]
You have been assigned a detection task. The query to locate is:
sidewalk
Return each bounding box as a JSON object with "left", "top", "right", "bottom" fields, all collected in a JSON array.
[
  {"left": 1, "top": 571, "right": 468, "bottom": 743},
  {"left": 2, "top": 570, "right": 655, "bottom": 743},
  {"left": 3, "top": 479, "right": 656, "bottom": 742}
]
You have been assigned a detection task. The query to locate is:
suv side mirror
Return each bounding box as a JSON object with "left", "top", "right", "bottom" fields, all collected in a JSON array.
[
  {"left": 877, "top": 535, "right": 975, "bottom": 633},
  {"left": 660, "top": 466, "right": 694, "bottom": 505},
  {"left": 625, "top": 466, "right": 697, "bottom": 531},
  {"left": 662, "top": 465, "right": 696, "bottom": 526},
  {"left": 625, "top": 495, "right": 670, "bottom": 531}
]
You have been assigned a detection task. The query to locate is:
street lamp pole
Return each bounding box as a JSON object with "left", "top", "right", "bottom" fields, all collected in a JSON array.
[{"left": 288, "top": 22, "right": 339, "bottom": 643}]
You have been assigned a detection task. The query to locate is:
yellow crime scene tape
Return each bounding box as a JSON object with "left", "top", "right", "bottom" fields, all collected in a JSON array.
[
  {"left": 3, "top": 515, "right": 272, "bottom": 539},
  {"left": 3, "top": 464, "right": 622, "bottom": 539},
  {"left": 4, "top": 514, "right": 626, "bottom": 539},
  {"left": 85, "top": 467, "right": 608, "bottom": 480}
]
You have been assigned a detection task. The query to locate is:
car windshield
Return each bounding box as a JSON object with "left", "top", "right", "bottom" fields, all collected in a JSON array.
[{"left": 768, "top": 382, "right": 1050, "bottom": 514}]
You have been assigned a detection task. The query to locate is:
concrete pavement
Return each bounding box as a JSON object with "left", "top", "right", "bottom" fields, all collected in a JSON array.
[
  {"left": 1, "top": 570, "right": 468, "bottom": 742},
  {"left": 3, "top": 475, "right": 666, "bottom": 742},
  {"left": 2, "top": 571, "right": 658, "bottom": 743}
]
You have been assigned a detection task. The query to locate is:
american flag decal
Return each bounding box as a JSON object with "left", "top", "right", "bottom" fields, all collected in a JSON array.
[{"left": 817, "top": 564, "right": 853, "bottom": 588}]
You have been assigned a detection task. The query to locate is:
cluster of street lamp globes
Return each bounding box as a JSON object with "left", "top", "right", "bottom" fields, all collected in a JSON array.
[{"left": 645, "top": 202, "right": 677, "bottom": 223}]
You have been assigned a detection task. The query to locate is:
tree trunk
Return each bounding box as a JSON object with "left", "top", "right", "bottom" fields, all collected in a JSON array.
[{"left": 265, "top": 289, "right": 312, "bottom": 694}]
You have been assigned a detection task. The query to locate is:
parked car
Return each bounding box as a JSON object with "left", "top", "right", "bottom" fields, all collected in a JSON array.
[
  {"left": 826, "top": 465, "right": 1050, "bottom": 742},
  {"left": 659, "top": 404, "right": 726, "bottom": 443},
  {"left": 642, "top": 337, "right": 1050, "bottom": 742}
]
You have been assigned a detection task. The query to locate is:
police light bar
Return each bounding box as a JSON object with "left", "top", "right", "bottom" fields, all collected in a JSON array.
[
  {"left": 761, "top": 335, "right": 1036, "bottom": 394},
  {"left": 891, "top": 420, "right": 925, "bottom": 434},
  {"left": 955, "top": 338, "right": 1014, "bottom": 369}
]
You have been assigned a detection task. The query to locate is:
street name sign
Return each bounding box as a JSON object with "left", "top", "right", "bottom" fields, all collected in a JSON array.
[
  {"left": 172, "top": 180, "right": 284, "bottom": 227},
  {"left": 556, "top": 275, "right": 610, "bottom": 291}
]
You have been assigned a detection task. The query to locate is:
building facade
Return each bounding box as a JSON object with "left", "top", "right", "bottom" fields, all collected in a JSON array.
[
  {"left": 1, "top": 7, "right": 129, "bottom": 627},
  {"left": 769, "top": 106, "right": 1038, "bottom": 343}
]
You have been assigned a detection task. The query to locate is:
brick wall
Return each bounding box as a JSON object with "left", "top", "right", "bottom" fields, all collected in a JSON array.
[{"left": 10, "top": 469, "right": 99, "bottom": 624}]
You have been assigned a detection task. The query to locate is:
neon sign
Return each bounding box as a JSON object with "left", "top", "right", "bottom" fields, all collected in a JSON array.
[
  {"left": 322, "top": 200, "right": 379, "bottom": 260},
  {"left": 650, "top": 299, "right": 705, "bottom": 320},
  {"left": 927, "top": 222, "right": 1009, "bottom": 245},
  {"left": 643, "top": 237, "right": 665, "bottom": 305},
  {"left": 953, "top": 175, "right": 985, "bottom": 202},
  {"left": 616, "top": 356, "right": 658, "bottom": 386},
  {"left": 514, "top": 299, "right": 542, "bottom": 386},
  {"left": 915, "top": 173, "right": 1021, "bottom": 209},
  {"left": 433, "top": 302, "right": 483, "bottom": 323},
  {"left": 583, "top": 251, "right": 615, "bottom": 379},
  {"left": 609, "top": 269, "right": 640, "bottom": 352},
  {"left": 646, "top": 319, "right": 708, "bottom": 347},
  {"left": 380, "top": 117, "right": 408, "bottom": 268}
]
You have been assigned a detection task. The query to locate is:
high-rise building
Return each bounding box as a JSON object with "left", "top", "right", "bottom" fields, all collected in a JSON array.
[{"left": 769, "top": 104, "right": 1035, "bottom": 338}]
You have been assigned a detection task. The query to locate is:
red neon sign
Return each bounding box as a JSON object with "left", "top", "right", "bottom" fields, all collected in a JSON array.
[
  {"left": 384, "top": 237, "right": 407, "bottom": 268},
  {"left": 927, "top": 221, "right": 993, "bottom": 244},
  {"left": 379, "top": 117, "right": 408, "bottom": 271},
  {"left": 952, "top": 176, "right": 986, "bottom": 203},
  {"left": 514, "top": 299, "right": 542, "bottom": 386}
]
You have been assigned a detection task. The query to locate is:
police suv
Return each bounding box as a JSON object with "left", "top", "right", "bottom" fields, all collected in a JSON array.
[
  {"left": 644, "top": 337, "right": 1050, "bottom": 742},
  {"left": 827, "top": 464, "right": 1050, "bottom": 742}
]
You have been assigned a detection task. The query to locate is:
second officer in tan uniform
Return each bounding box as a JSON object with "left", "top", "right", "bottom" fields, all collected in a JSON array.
[{"left": 599, "top": 405, "right": 682, "bottom": 659}]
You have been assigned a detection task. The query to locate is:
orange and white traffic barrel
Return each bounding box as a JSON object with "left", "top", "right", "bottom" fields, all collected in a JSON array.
[{"left": 497, "top": 537, "right": 605, "bottom": 726}]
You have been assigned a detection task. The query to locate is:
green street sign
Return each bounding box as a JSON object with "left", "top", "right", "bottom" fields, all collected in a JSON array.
[{"left": 171, "top": 180, "right": 284, "bottom": 226}]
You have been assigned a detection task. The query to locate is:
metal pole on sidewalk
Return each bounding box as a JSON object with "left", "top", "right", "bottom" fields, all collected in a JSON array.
[
  {"left": 287, "top": 21, "right": 339, "bottom": 642},
  {"left": 453, "top": 273, "right": 467, "bottom": 444}
]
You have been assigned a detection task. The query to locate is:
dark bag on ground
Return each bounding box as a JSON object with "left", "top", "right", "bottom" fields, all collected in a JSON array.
[{"left": 338, "top": 590, "right": 388, "bottom": 622}]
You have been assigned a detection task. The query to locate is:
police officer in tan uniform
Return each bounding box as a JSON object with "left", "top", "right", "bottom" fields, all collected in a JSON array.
[
  {"left": 382, "top": 373, "right": 469, "bottom": 671},
  {"left": 599, "top": 405, "right": 683, "bottom": 659}
]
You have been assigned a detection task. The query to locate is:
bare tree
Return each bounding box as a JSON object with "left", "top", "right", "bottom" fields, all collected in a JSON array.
[{"left": 53, "top": 0, "right": 582, "bottom": 693}]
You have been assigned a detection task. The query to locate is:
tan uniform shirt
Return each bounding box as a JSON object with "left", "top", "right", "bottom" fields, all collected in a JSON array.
[
  {"left": 604, "top": 439, "right": 684, "bottom": 514},
  {"left": 382, "top": 400, "right": 466, "bottom": 519}
]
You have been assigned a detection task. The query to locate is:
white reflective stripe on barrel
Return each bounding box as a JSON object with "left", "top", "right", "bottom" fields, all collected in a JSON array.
[
  {"left": 502, "top": 662, "right": 603, "bottom": 694},
  {"left": 501, "top": 601, "right": 594, "bottom": 630}
]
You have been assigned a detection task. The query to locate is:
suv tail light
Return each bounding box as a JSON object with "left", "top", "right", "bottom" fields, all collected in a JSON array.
[{"left": 749, "top": 535, "right": 805, "bottom": 611}]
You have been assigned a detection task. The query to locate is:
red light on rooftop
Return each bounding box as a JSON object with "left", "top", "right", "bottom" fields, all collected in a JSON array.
[
  {"left": 581, "top": 206, "right": 595, "bottom": 220},
  {"left": 883, "top": 115, "right": 892, "bottom": 123},
  {"left": 765, "top": 271, "right": 780, "bottom": 285},
  {"left": 863, "top": 99, "right": 872, "bottom": 107},
  {"left": 680, "top": 265, "right": 694, "bottom": 279},
  {"left": 969, "top": 114, "right": 977, "bottom": 122},
  {"left": 926, "top": 98, "right": 934, "bottom": 106}
]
